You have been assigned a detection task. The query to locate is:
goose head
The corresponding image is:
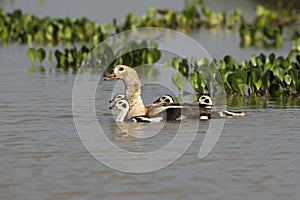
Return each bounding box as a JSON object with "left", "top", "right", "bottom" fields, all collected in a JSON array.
[
  {"left": 109, "top": 93, "right": 125, "bottom": 103},
  {"left": 109, "top": 99, "right": 129, "bottom": 111},
  {"left": 198, "top": 95, "right": 212, "bottom": 109},
  {"left": 153, "top": 94, "right": 175, "bottom": 104},
  {"left": 104, "top": 65, "right": 140, "bottom": 84},
  {"left": 109, "top": 99, "right": 129, "bottom": 122}
]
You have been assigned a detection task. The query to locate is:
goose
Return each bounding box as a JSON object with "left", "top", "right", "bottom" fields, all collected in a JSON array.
[
  {"left": 152, "top": 94, "right": 246, "bottom": 118},
  {"left": 109, "top": 99, "right": 163, "bottom": 123}
]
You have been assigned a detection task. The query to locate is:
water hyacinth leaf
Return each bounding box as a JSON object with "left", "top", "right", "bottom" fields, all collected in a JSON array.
[
  {"left": 48, "top": 50, "right": 53, "bottom": 65},
  {"left": 262, "top": 70, "right": 271, "bottom": 88},
  {"left": 146, "top": 50, "right": 154, "bottom": 64},
  {"left": 172, "top": 73, "right": 183, "bottom": 92},
  {"left": 179, "top": 58, "right": 189, "bottom": 77},
  {"left": 284, "top": 74, "right": 292, "bottom": 85},
  {"left": 63, "top": 26, "right": 72, "bottom": 40},
  {"left": 196, "top": 57, "right": 209, "bottom": 68},
  {"left": 172, "top": 57, "right": 180, "bottom": 71},
  {"left": 289, "top": 69, "right": 298, "bottom": 87},
  {"left": 254, "top": 78, "right": 262, "bottom": 92},
  {"left": 232, "top": 78, "right": 245, "bottom": 96},
  {"left": 152, "top": 49, "right": 161, "bottom": 62},
  {"left": 273, "top": 67, "right": 284, "bottom": 82},
  {"left": 266, "top": 53, "right": 276, "bottom": 70},
  {"left": 26, "top": 47, "right": 37, "bottom": 64},
  {"left": 227, "top": 73, "right": 245, "bottom": 96},
  {"left": 269, "top": 83, "right": 283, "bottom": 97},
  {"left": 37, "top": 48, "right": 46, "bottom": 63},
  {"left": 190, "top": 70, "right": 206, "bottom": 93},
  {"left": 250, "top": 55, "right": 257, "bottom": 66}
]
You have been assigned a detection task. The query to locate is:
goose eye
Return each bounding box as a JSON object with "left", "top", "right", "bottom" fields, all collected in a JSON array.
[
  {"left": 119, "top": 67, "right": 124, "bottom": 71},
  {"left": 165, "top": 99, "right": 170, "bottom": 103},
  {"left": 205, "top": 99, "right": 210, "bottom": 103},
  {"left": 122, "top": 103, "right": 127, "bottom": 108}
]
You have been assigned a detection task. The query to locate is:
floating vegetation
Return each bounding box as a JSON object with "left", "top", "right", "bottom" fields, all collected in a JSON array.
[
  {"left": 0, "top": 9, "right": 105, "bottom": 45},
  {"left": 0, "top": 3, "right": 299, "bottom": 47},
  {"left": 168, "top": 50, "right": 300, "bottom": 97},
  {"left": 27, "top": 40, "right": 161, "bottom": 72}
]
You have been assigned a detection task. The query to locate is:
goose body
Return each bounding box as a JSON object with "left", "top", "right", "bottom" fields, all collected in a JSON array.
[{"left": 109, "top": 99, "right": 163, "bottom": 123}]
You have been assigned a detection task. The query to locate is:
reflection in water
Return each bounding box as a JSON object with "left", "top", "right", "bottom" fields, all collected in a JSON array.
[{"left": 227, "top": 95, "right": 300, "bottom": 109}]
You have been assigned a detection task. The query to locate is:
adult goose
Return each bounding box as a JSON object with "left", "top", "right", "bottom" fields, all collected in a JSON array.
[{"left": 104, "top": 65, "right": 184, "bottom": 120}]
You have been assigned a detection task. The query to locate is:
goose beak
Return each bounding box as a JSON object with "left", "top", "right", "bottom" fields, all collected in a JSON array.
[{"left": 103, "top": 72, "right": 117, "bottom": 80}]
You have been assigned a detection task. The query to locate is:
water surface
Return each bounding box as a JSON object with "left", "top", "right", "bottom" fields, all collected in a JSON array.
[{"left": 1, "top": 1, "right": 300, "bottom": 200}]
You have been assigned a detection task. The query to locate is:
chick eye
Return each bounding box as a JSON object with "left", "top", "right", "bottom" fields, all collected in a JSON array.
[{"left": 119, "top": 67, "right": 124, "bottom": 71}]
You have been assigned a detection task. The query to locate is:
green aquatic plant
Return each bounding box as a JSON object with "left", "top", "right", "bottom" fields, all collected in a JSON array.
[
  {"left": 239, "top": 5, "right": 300, "bottom": 47},
  {"left": 36, "top": 48, "right": 46, "bottom": 64},
  {"left": 26, "top": 47, "right": 37, "bottom": 65},
  {"left": 168, "top": 49, "right": 300, "bottom": 97},
  {"left": 2, "top": 3, "right": 300, "bottom": 47},
  {"left": 292, "top": 31, "right": 300, "bottom": 51},
  {"left": 26, "top": 40, "right": 161, "bottom": 72}
]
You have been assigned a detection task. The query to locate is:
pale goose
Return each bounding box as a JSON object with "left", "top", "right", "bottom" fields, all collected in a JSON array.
[{"left": 109, "top": 99, "right": 163, "bottom": 123}]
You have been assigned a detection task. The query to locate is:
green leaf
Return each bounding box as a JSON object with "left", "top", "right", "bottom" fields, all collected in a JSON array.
[
  {"left": 146, "top": 52, "right": 154, "bottom": 64},
  {"left": 262, "top": 70, "right": 271, "bottom": 88},
  {"left": 179, "top": 59, "right": 189, "bottom": 77},
  {"left": 63, "top": 26, "right": 72, "bottom": 40},
  {"left": 190, "top": 70, "right": 206, "bottom": 93},
  {"left": 250, "top": 55, "right": 257, "bottom": 66},
  {"left": 48, "top": 50, "right": 53, "bottom": 65},
  {"left": 172, "top": 73, "right": 183, "bottom": 92},
  {"left": 273, "top": 67, "right": 285, "bottom": 82},
  {"left": 26, "top": 47, "right": 37, "bottom": 65},
  {"left": 269, "top": 83, "right": 283, "bottom": 97},
  {"left": 172, "top": 57, "right": 180, "bottom": 71},
  {"left": 284, "top": 74, "right": 292, "bottom": 85},
  {"left": 37, "top": 48, "right": 46, "bottom": 63}
]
